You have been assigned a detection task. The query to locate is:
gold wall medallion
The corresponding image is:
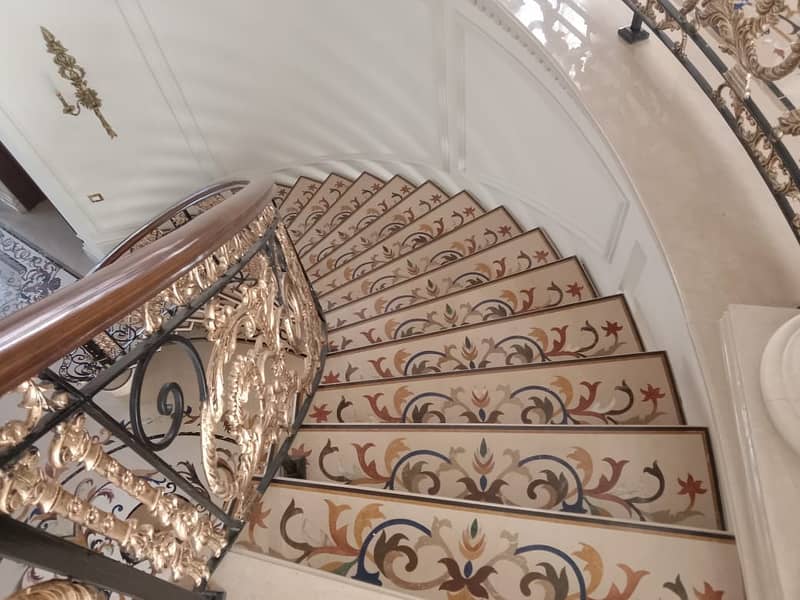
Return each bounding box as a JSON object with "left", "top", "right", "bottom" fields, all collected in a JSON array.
[{"left": 40, "top": 27, "right": 117, "bottom": 139}]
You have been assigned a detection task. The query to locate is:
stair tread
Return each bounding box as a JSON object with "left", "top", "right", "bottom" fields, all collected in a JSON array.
[
  {"left": 310, "top": 351, "right": 684, "bottom": 425},
  {"left": 323, "top": 229, "right": 565, "bottom": 325},
  {"left": 308, "top": 181, "right": 447, "bottom": 280},
  {"left": 323, "top": 295, "right": 643, "bottom": 381},
  {"left": 285, "top": 173, "right": 353, "bottom": 235},
  {"left": 303, "top": 175, "right": 416, "bottom": 266},
  {"left": 295, "top": 172, "right": 386, "bottom": 256},
  {"left": 311, "top": 191, "right": 485, "bottom": 291},
  {"left": 269, "top": 183, "right": 292, "bottom": 208},
  {"left": 327, "top": 256, "right": 596, "bottom": 351},
  {"left": 317, "top": 208, "right": 527, "bottom": 309},
  {"left": 244, "top": 479, "right": 744, "bottom": 599},
  {"left": 291, "top": 424, "right": 724, "bottom": 529},
  {"left": 276, "top": 176, "right": 321, "bottom": 224}
]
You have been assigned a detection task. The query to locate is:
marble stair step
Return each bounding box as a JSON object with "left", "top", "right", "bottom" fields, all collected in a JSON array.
[
  {"left": 292, "top": 424, "right": 724, "bottom": 529},
  {"left": 243, "top": 479, "right": 744, "bottom": 600},
  {"left": 324, "top": 229, "right": 562, "bottom": 325},
  {"left": 269, "top": 183, "right": 292, "bottom": 208},
  {"left": 318, "top": 208, "right": 525, "bottom": 310},
  {"left": 275, "top": 176, "right": 321, "bottom": 224},
  {"left": 312, "top": 191, "right": 485, "bottom": 292},
  {"left": 302, "top": 175, "right": 416, "bottom": 267},
  {"left": 308, "top": 352, "right": 684, "bottom": 425},
  {"left": 294, "top": 172, "right": 386, "bottom": 256},
  {"left": 284, "top": 173, "right": 353, "bottom": 234},
  {"left": 323, "top": 295, "right": 643, "bottom": 382},
  {"left": 307, "top": 181, "right": 448, "bottom": 280},
  {"left": 327, "top": 257, "right": 596, "bottom": 351}
]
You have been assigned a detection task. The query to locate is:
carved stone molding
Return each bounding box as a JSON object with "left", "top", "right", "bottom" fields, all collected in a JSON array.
[{"left": 760, "top": 311, "right": 800, "bottom": 456}]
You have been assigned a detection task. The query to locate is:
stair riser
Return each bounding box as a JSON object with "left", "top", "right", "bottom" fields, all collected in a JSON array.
[
  {"left": 311, "top": 353, "right": 682, "bottom": 425},
  {"left": 323, "top": 296, "right": 642, "bottom": 382},
  {"left": 319, "top": 209, "right": 524, "bottom": 309},
  {"left": 312, "top": 192, "right": 484, "bottom": 292},
  {"left": 324, "top": 229, "right": 561, "bottom": 325},
  {"left": 270, "top": 184, "right": 291, "bottom": 208},
  {"left": 286, "top": 174, "right": 353, "bottom": 236},
  {"left": 295, "top": 173, "right": 386, "bottom": 256},
  {"left": 292, "top": 427, "right": 723, "bottom": 529},
  {"left": 245, "top": 481, "right": 743, "bottom": 600},
  {"left": 308, "top": 181, "right": 447, "bottom": 280},
  {"left": 277, "top": 177, "right": 321, "bottom": 225},
  {"left": 328, "top": 258, "right": 596, "bottom": 351},
  {"left": 302, "top": 178, "right": 417, "bottom": 267}
]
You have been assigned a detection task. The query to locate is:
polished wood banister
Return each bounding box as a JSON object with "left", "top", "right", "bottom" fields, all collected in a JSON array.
[
  {"left": 93, "top": 179, "right": 248, "bottom": 272},
  {"left": 0, "top": 176, "right": 272, "bottom": 396}
]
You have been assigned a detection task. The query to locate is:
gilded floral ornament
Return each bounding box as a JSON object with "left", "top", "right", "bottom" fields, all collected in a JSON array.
[
  {"left": 6, "top": 581, "right": 103, "bottom": 600},
  {"left": 0, "top": 380, "right": 68, "bottom": 449}
]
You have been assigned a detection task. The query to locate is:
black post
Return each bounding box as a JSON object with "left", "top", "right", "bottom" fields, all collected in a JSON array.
[{"left": 618, "top": 12, "right": 650, "bottom": 44}]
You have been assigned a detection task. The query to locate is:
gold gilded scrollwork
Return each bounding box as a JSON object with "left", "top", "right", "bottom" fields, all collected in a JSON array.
[
  {"left": 0, "top": 380, "right": 68, "bottom": 450},
  {"left": 0, "top": 415, "right": 220, "bottom": 585},
  {"left": 6, "top": 581, "right": 103, "bottom": 600},
  {"left": 40, "top": 27, "right": 116, "bottom": 139},
  {"left": 200, "top": 223, "right": 324, "bottom": 516}
]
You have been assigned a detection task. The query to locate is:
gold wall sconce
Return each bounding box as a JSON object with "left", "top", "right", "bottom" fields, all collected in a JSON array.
[{"left": 40, "top": 26, "right": 117, "bottom": 139}]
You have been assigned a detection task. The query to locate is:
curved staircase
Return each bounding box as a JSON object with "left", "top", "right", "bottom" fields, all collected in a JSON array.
[{"left": 233, "top": 173, "right": 745, "bottom": 599}]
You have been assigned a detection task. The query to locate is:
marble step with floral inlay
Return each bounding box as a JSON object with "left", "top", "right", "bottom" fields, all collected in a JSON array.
[
  {"left": 291, "top": 424, "right": 724, "bottom": 529},
  {"left": 303, "top": 176, "right": 416, "bottom": 266},
  {"left": 324, "top": 230, "right": 564, "bottom": 326},
  {"left": 284, "top": 173, "right": 353, "bottom": 232},
  {"left": 308, "top": 181, "right": 448, "bottom": 280},
  {"left": 295, "top": 172, "right": 385, "bottom": 256},
  {"left": 318, "top": 208, "right": 526, "bottom": 310},
  {"left": 268, "top": 183, "right": 292, "bottom": 209},
  {"left": 313, "top": 191, "right": 485, "bottom": 293},
  {"left": 274, "top": 176, "right": 321, "bottom": 225},
  {"left": 327, "top": 257, "right": 597, "bottom": 351},
  {"left": 323, "top": 295, "right": 643, "bottom": 382},
  {"left": 243, "top": 479, "right": 744, "bottom": 600},
  {"left": 310, "top": 352, "right": 683, "bottom": 425}
]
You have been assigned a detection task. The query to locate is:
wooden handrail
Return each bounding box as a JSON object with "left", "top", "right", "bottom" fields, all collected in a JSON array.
[
  {"left": 93, "top": 180, "right": 248, "bottom": 272},
  {"left": 0, "top": 176, "right": 273, "bottom": 396}
]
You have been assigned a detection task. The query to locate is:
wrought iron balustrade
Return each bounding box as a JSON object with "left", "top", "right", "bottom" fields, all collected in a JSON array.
[
  {"left": 619, "top": 0, "right": 800, "bottom": 244},
  {"left": 0, "top": 177, "right": 327, "bottom": 599}
]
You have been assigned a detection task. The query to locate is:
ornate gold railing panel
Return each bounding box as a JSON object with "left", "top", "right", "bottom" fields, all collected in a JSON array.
[{"left": 0, "top": 178, "right": 327, "bottom": 599}]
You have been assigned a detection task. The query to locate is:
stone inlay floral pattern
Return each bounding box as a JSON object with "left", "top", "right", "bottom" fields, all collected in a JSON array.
[
  {"left": 319, "top": 209, "right": 525, "bottom": 310},
  {"left": 324, "top": 229, "right": 562, "bottom": 326},
  {"left": 328, "top": 258, "right": 596, "bottom": 351},
  {"left": 291, "top": 426, "right": 722, "bottom": 528},
  {"left": 295, "top": 173, "right": 385, "bottom": 256},
  {"left": 303, "top": 176, "right": 416, "bottom": 267},
  {"left": 311, "top": 353, "right": 682, "bottom": 425},
  {"left": 242, "top": 482, "right": 743, "bottom": 600},
  {"left": 314, "top": 192, "right": 484, "bottom": 293},
  {"left": 288, "top": 174, "right": 353, "bottom": 240},
  {"left": 308, "top": 181, "right": 447, "bottom": 280},
  {"left": 277, "top": 176, "right": 320, "bottom": 226},
  {"left": 323, "top": 296, "right": 642, "bottom": 382}
]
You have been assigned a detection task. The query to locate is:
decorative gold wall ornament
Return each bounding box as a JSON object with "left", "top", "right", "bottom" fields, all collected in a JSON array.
[
  {"left": 6, "top": 581, "right": 103, "bottom": 600},
  {"left": 40, "top": 27, "right": 117, "bottom": 139},
  {"left": 0, "top": 415, "right": 218, "bottom": 586},
  {"left": 0, "top": 380, "right": 68, "bottom": 450}
]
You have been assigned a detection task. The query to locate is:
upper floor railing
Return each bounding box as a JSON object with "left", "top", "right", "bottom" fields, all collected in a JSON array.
[
  {"left": 619, "top": 0, "right": 800, "bottom": 244},
  {"left": 0, "top": 177, "right": 327, "bottom": 599}
]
